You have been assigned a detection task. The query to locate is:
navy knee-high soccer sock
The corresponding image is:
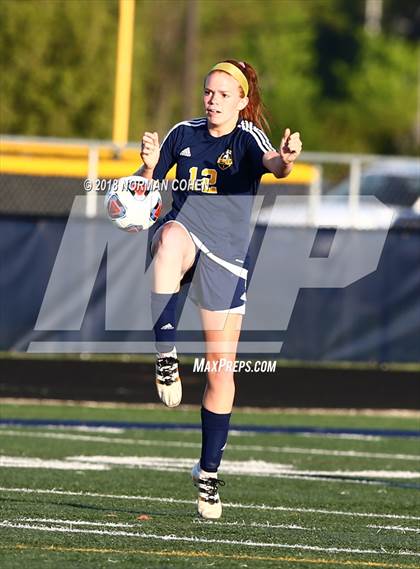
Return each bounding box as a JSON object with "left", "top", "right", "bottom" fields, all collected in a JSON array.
[
  {"left": 151, "top": 291, "right": 179, "bottom": 354},
  {"left": 200, "top": 406, "right": 231, "bottom": 474}
]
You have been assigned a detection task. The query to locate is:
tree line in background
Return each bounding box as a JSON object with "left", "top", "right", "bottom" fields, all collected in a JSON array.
[{"left": 1, "top": 0, "right": 419, "bottom": 155}]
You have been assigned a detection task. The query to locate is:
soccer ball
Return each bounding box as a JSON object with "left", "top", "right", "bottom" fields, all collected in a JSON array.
[{"left": 105, "top": 176, "right": 162, "bottom": 232}]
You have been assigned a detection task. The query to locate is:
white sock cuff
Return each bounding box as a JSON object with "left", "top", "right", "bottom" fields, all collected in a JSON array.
[
  {"left": 158, "top": 347, "right": 177, "bottom": 358},
  {"left": 200, "top": 467, "right": 218, "bottom": 479}
]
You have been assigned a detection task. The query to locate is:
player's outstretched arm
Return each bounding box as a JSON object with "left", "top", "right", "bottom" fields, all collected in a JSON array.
[
  {"left": 263, "top": 128, "right": 302, "bottom": 179},
  {"left": 134, "top": 131, "right": 160, "bottom": 179}
]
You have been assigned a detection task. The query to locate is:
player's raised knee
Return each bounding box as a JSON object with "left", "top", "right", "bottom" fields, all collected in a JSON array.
[{"left": 156, "top": 223, "right": 189, "bottom": 255}]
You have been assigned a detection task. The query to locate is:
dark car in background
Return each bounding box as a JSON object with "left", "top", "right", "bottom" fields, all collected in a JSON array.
[
  {"left": 254, "top": 158, "right": 419, "bottom": 230},
  {"left": 328, "top": 159, "right": 420, "bottom": 208},
  {"left": 328, "top": 159, "right": 420, "bottom": 229}
]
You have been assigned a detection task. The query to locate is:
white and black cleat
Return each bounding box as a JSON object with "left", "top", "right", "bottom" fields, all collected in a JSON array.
[
  {"left": 192, "top": 461, "right": 225, "bottom": 520},
  {"left": 155, "top": 349, "right": 182, "bottom": 407}
]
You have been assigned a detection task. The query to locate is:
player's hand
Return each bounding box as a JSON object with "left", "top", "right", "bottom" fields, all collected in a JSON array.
[
  {"left": 140, "top": 131, "right": 160, "bottom": 170},
  {"left": 279, "top": 128, "right": 302, "bottom": 165}
]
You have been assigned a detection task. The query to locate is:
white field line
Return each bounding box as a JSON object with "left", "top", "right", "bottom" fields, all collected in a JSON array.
[
  {"left": 300, "top": 433, "right": 383, "bottom": 441},
  {"left": 274, "top": 446, "right": 420, "bottom": 462},
  {"left": 0, "top": 456, "right": 108, "bottom": 471},
  {"left": 367, "top": 525, "right": 420, "bottom": 534},
  {"left": 1, "top": 430, "right": 419, "bottom": 462},
  {"left": 193, "top": 519, "right": 312, "bottom": 531},
  {"left": 228, "top": 431, "right": 257, "bottom": 437},
  {"left": 1, "top": 521, "right": 419, "bottom": 558},
  {"left": 0, "top": 426, "right": 396, "bottom": 443},
  {"left": 68, "top": 456, "right": 420, "bottom": 480},
  {"left": 50, "top": 426, "right": 125, "bottom": 434},
  {"left": 2, "top": 454, "right": 419, "bottom": 481},
  {"left": 20, "top": 517, "right": 310, "bottom": 532},
  {"left": 1, "top": 486, "right": 420, "bottom": 521},
  {"left": 0, "top": 425, "right": 124, "bottom": 434},
  {"left": 19, "top": 517, "right": 137, "bottom": 528},
  {"left": 0, "top": 430, "right": 201, "bottom": 447},
  {"left": 0, "top": 456, "right": 112, "bottom": 471},
  {"left": 4, "top": 423, "right": 419, "bottom": 442}
]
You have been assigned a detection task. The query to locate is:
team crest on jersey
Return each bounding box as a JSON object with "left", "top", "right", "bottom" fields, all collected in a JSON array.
[{"left": 217, "top": 149, "right": 233, "bottom": 170}]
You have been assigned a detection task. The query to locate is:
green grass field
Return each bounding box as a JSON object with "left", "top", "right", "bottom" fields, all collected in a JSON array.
[{"left": 0, "top": 401, "right": 419, "bottom": 568}]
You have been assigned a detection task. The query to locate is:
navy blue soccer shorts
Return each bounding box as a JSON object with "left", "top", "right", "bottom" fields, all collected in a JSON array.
[{"left": 150, "top": 219, "right": 247, "bottom": 314}]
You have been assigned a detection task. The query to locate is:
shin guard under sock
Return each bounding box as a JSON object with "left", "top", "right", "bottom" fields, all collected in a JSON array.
[
  {"left": 151, "top": 291, "right": 179, "bottom": 354},
  {"left": 200, "top": 406, "right": 231, "bottom": 473}
]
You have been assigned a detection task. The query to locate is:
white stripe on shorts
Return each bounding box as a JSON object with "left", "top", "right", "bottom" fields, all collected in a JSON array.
[
  {"left": 188, "top": 232, "right": 248, "bottom": 280},
  {"left": 153, "top": 220, "right": 247, "bottom": 314}
]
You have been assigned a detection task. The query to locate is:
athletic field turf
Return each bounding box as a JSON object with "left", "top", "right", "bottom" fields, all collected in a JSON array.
[{"left": 0, "top": 401, "right": 419, "bottom": 568}]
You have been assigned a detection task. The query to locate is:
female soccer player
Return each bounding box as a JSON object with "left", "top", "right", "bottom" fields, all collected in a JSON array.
[{"left": 136, "top": 60, "right": 302, "bottom": 519}]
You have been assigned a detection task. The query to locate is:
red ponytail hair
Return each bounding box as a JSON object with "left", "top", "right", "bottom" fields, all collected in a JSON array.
[{"left": 223, "top": 59, "right": 270, "bottom": 134}]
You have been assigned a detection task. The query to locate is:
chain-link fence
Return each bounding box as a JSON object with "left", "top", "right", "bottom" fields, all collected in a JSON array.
[
  {"left": 0, "top": 174, "right": 87, "bottom": 216},
  {"left": 1, "top": 136, "right": 419, "bottom": 227}
]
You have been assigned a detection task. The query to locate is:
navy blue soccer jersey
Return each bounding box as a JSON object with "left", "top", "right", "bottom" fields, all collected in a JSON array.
[{"left": 153, "top": 117, "right": 276, "bottom": 261}]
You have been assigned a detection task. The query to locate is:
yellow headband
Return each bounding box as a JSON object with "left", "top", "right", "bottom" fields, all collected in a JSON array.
[{"left": 209, "top": 62, "right": 249, "bottom": 97}]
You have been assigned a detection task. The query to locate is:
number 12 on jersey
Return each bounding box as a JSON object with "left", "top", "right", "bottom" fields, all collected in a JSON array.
[{"left": 189, "top": 167, "right": 218, "bottom": 194}]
